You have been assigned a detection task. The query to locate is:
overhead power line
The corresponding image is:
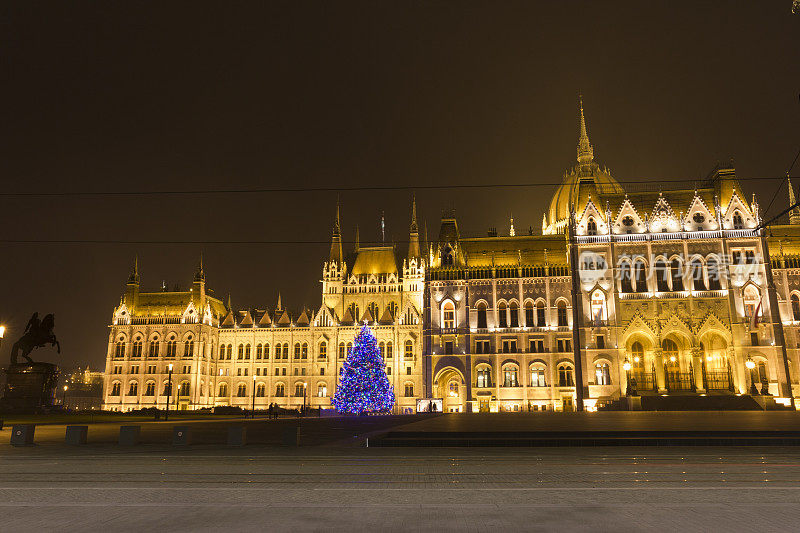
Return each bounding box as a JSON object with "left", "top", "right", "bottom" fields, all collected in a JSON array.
[{"left": 0, "top": 175, "right": 795, "bottom": 198}]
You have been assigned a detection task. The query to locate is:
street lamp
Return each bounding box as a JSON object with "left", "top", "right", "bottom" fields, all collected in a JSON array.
[
  {"left": 623, "top": 358, "right": 633, "bottom": 397},
  {"left": 745, "top": 358, "right": 759, "bottom": 395},
  {"left": 62, "top": 385, "right": 68, "bottom": 409},
  {"left": 165, "top": 363, "right": 173, "bottom": 421}
]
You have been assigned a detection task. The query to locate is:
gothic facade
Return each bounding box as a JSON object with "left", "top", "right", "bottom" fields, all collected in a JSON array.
[{"left": 103, "top": 103, "right": 800, "bottom": 412}]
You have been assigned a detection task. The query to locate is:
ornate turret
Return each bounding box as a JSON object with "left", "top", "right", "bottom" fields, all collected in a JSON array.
[
  {"left": 193, "top": 252, "right": 205, "bottom": 282},
  {"left": 124, "top": 256, "right": 140, "bottom": 308},
  {"left": 509, "top": 213, "right": 516, "bottom": 237},
  {"left": 788, "top": 176, "right": 800, "bottom": 225},
  {"left": 329, "top": 200, "right": 344, "bottom": 264},
  {"left": 407, "top": 195, "right": 420, "bottom": 260},
  {"left": 577, "top": 96, "right": 594, "bottom": 165},
  {"left": 128, "top": 256, "right": 140, "bottom": 285}
]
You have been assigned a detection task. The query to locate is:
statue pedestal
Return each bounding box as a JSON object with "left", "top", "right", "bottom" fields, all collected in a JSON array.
[{"left": 1, "top": 363, "right": 60, "bottom": 413}]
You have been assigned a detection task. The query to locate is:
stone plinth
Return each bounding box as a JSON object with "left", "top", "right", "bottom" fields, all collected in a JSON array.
[{"left": 1, "top": 362, "right": 60, "bottom": 412}]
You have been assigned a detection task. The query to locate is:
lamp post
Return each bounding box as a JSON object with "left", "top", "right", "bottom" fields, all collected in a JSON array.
[
  {"left": 745, "top": 358, "right": 759, "bottom": 395},
  {"left": 623, "top": 359, "right": 633, "bottom": 396},
  {"left": 62, "top": 385, "right": 69, "bottom": 409},
  {"left": 303, "top": 382, "right": 307, "bottom": 416},
  {"left": 251, "top": 375, "right": 256, "bottom": 419},
  {"left": 0, "top": 325, "right": 5, "bottom": 353},
  {"left": 165, "top": 363, "right": 173, "bottom": 421}
]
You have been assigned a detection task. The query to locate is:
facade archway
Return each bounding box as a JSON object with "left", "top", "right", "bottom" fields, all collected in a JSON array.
[{"left": 434, "top": 366, "right": 465, "bottom": 413}]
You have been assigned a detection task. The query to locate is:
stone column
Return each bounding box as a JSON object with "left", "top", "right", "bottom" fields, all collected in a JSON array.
[
  {"left": 653, "top": 348, "right": 666, "bottom": 392},
  {"left": 728, "top": 346, "right": 742, "bottom": 393},
  {"left": 691, "top": 347, "right": 705, "bottom": 393}
]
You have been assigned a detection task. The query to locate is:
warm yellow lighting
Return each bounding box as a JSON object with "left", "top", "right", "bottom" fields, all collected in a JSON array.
[
  {"left": 623, "top": 360, "right": 631, "bottom": 371},
  {"left": 64, "top": 385, "right": 68, "bottom": 391},
  {"left": 633, "top": 356, "right": 640, "bottom": 363},
  {"left": 0, "top": 325, "right": 5, "bottom": 338},
  {"left": 745, "top": 359, "right": 756, "bottom": 370},
  {"left": 168, "top": 363, "right": 173, "bottom": 371},
  {"left": 669, "top": 356, "right": 676, "bottom": 363}
]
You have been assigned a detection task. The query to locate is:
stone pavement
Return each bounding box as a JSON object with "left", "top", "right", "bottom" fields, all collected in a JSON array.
[{"left": 1, "top": 446, "right": 800, "bottom": 532}]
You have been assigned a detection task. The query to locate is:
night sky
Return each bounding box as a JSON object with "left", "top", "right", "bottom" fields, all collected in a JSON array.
[{"left": 2, "top": 1, "right": 799, "bottom": 370}]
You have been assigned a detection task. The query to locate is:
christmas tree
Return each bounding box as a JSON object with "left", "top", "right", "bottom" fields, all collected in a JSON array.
[{"left": 332, "top": 324, "right": 395, "bottom": 414}]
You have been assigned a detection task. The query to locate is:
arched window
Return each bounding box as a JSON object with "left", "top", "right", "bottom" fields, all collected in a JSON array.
[
  {"left": 301, "top": 343, "right": 308, "bottom": 359},
  {"left": 587, "top": 218, "right": 597, "bottom": 236},
  {"left": 442, "top": 301, "right": 455, "bottom": 329},
  {"left": 792, "top": 294, "right": 800, "bottom": 321},
  {"left": 144, "top": 381, "right": 155, "bottom": 396},
  {"left": 378, "top": 341, "right": 385, "bottom": 358},
  {"left": 256, "top": 344, "right": 263, "bottom": 359},
  {"left": 294, "top": 343, "right": 301, "bottom": 360},
  {"left": 149, "top": 339, "right": 159, "bottom": 358},
  {"left": 237, "top": 344, "right": 244, "bottom": 360},
  {"left": 127, "top": 381, "right": 138, "bottom": 396},
  {"left": 388, "top": 301, "right": 398, "bottom": 318},
  {"left": 294, "top": 383, "right": 305, "bottom": 397},
  {"left": 557, "top": 301, "right": 568, "bottom": 327},
  {"left": 662, "top": 339, "right": 679, "bottom": 369},
  {"left": 404, "top": 340, "right": 413, "bottom": 359},
  {"left": 744, "top": 286, "right": 761, "bottom": 319},
  {"left": 110, "top": 382, "right": 121, "bottom": 396},
  {"left": 733, "top": 211, "right": 744, "bottom": 229},
  {"left": 530, "top": 365, "right": 546, "bottom": 387},
  {"left": 630, "top": 342, "right": 644, "bottom": 370},
  {"left": 595, "top": 362, "right": 611, "bottom": 385},
  {"left": 557, "top": 363, "right": 575, "bottom": 387},
  {"left": 166, "top": 339, "right": 177, "bottom": 357},
  {"left": 319, "top": 342, "right": 327, "bottom": 360},
  {"left": 509, "top": 302, "right": 519, "bottom": 328},
  {"left": 655, "top": 259, "right": 670, "bottom": 292},
  {"left": 275, "top": 383, "right": 285, "bottom": 397},
  {"left": 346, "top": 342, "right": 353, "bottom": 357},
  {"left": 347, "top": 303, "right": 359, "bottom": 322},
  {"left": 502, "top": 365, "right": 519, "bottom": 387},
  {"left": 670, "top": 259, "right": 684, "bottom": 291},
  {"left": 386, "top": 341, "right": 393, "bottom": 358},
  {"left": 404, "top": 383, "right": 414, "bottom": 397},
  {"left": 264, "top": 343, "right": 270, "bottom": 360},
  {"left": 476, "top": 367, "right": 492, "bottom": 388},
  {"left": 707, "top": 258, "right": 722, "bottom": 290},
  {"left": 256, "top": 383, "right": 265, "bottom": 397},
  {"left": 441, "top": 246, "right": 454, "bottom": 266},
  {"left": 690, "top": 259, "right": 706, "bottom": 291},
  {"left": 620, "top": 261, "right": 633, "bottom": 293},
  {"left": 590, "top": 290, "right": 606, "bottom": 323},
  {"left": 179, "top": 381, "right": 190, "bottom": 396},
  {"left": 498, "top": 302, "right": 508, "bottom": 328},
  {"left": 132, "top": 339, "right": 143, "bottom": 358},
  {"left": 757, "top": 361, "right": 768, "bottom": 385},
  {"left": 282, "top": 343, "right": 289, "bottom": 359},
  {"left": 338, "top": 342, "right": 346, "bottom": 359},
  {"left": 634, "top": 260, "right": 648, "bottom": 292},
  {"left": 317, "top": 383, "right": 327, "bottom": 397},
  {"left": 244, "top": 344, "right": 251, "bottom": 359},
  {"left": 218, "top": 383, "right": 228, "bottom": 397},
  {"left": 367, "top": 302, "right": 379, "bottom": 321},
  {"left": 237, "top": 383, "right": 247, "bottom": 397},
  {"left": 115, "top": 341, "right": 125, "bottom": 358},
  {"left": 184, "top": 340, "right": 194, "bottom": 358},
  {"left": 477, "top": 302, "right": 488, "bottom": 329},
  {"left": 525, "top": 301, "right": 534, "bottom": 326},
  {"left": 536, "top": 301, "right": 546, "bottom": 327}
]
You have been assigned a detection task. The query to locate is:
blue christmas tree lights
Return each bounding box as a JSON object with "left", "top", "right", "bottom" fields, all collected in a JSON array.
[{"left": 332, "top": 324, "right": 395, "bottom": 414}]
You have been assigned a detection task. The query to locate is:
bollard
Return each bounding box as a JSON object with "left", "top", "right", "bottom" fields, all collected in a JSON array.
[
  {"left": 281, "top": 425, "right": 299, "bottom": 447},
  {"left": 227, "top": 426, "right": 246, "bottom": 446},
  {"left": 172, "top": 426, "right": 191, "bottom": 446},
  {"left": 65, "top": 425, "right": 88, "bottom": 445},
  {"left": 119, "top": 425, "right": 141, "bottom": 446},
  {"left": 10, "top": 425, "right": 35, "bottom": 447}
]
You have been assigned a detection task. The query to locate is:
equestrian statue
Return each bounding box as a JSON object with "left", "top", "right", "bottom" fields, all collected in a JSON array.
[{"left": 10, "top": 312, "right": 61, "bottom": 364}]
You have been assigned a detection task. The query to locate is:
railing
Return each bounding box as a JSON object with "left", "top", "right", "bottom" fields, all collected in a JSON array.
[
  {"left": 575, "top": 228, "right": 759, "bottom": 245},
  {"left": 630, "top": 372, "right": 656, "bottom": 392},
  {"left": 705, "top": 370, "right": 732, "bottom": 391},
  {"left": 666, "top": 372, "right": 693, "bottom": 392}
]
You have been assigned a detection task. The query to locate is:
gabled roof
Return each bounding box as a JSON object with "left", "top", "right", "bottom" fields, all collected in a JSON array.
[
  {"left": 351, "top": 246, "right": 399, "bottom": 275},
  {"left": 277, "top": 309, "right": 291, "bottom": 327},
  {"left": 341, "top": 307, "right": 354, "bottom": 324},
  {"left": 379, "top": 307, "right": 394, "bottom": 324},
  {"left": 238, "top": 310, "right": 253, "bottom": 327},
  {"left": 361, "top": 308, "right": 374, "bottom": 324},
  {"left": 221, "top": 311, "right": 235, "bottom": 327},
  {"left": 295, "top": 309, "right": 310, "bottom": 326},
  {"left": 257, "top": 309, "right": 272, "bottom": 326}
]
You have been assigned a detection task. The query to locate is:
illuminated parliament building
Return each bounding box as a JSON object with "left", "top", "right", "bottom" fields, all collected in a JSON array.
[{"left": 103, "top": 103, "right": 800, "bottom": 412}]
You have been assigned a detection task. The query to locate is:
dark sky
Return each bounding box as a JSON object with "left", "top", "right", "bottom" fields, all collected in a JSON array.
[{"left": 2, "top": 1, "right": 799, "bottom": 370}]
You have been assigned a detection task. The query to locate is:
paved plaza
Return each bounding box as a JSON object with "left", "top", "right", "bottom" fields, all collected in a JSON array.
[{"left": 2, "top": 446, "right": 800, "bottom": 532}]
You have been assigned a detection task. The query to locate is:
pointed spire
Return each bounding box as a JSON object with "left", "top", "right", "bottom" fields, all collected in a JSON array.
[
  {"left": 226, "top": 293, "right": 232, "bottom": 311},
  {"left": 408, "top": 196, "right": 420, "bottom": 260},
  {"left": 194, "top": 252, "right": 205, "bottom": 282},
  {"left": 788, "top": 176, "right": 800, "bottom": 225},
  {"left": 329, "top": 201, "right": 344, "bottom": 263},
  {"left": 380, "top": 211, "right": 385, "bottom": 243},
  {"left": 128, "top": 255, "right": 140, "bottom": 284},
  {"left": 276, "top": 292, "right": 282, "bottom": 311},
  {"left": 577, "top": 95, "right": 594, "bottom": 165},
  {"left": 509, "top": 213, "right": 516, "bottom": 237},
  {"left": 354, "top": 225, "right": 360, "bottom": 252}
]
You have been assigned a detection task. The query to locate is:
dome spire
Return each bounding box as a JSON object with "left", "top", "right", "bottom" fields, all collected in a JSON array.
[
  {"left": 788, "top": 175, "right": 800, "bottom": 225},
  {"left": 577, "top": 95, "right": 594, "bottom": 164}
]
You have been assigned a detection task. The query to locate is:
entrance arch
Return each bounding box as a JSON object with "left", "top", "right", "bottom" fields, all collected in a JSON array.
[{"left": 434, "top": 366, "right": 466, "bottom": 413}]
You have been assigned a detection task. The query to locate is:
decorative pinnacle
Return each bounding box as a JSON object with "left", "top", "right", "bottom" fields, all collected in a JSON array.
[
  {"left": 410, "top": 195, "right": 418, "bottom": 233},
  {"left": 577, "top": 95, "right": 594, "bottom": 164},
  {"left": 334, "top": 195, "right": 341, "bottom": 234},
  {"left": 277, "top": 292, "right": 282, "bottom": 310}
]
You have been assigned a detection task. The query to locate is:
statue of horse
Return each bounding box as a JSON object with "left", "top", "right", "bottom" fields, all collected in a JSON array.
[{"left": 10, "top": 313, "right": 61, "bottom": 364}]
